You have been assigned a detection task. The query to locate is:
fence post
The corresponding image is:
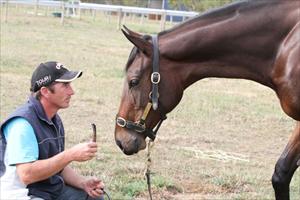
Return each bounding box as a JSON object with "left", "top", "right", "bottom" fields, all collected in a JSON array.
[
  {"left": 92, "top": 9, "right": 96, "bottom": 21},
  {"left": 4, "top": 0, "right": 9, "bottom": 23},
  {"left": 160, "top": 11, "right": 166, "bottom": 31},
  {"left": 35, "top": 0, "right": 39, "bottom": 16},
  {"left": 140, "top": 13, "right": 144, "bottom": 25},
  {"left": 45, "top": 6, "right": 49, "bottom": 16},
  {"left": 78, "top": 2, "right": 81, "bottom": 20},
  {"left": 60, "top": 1, "right": 65, "bottom": 25},
  {"left": 122, "top": 12, "right": 127, "bottom": 24},
  {"left": 107, "top": 11, "right": 111, "bottom": 24},
  {"left": 117, "top": 8, "right": 123, "bottom": 30}
]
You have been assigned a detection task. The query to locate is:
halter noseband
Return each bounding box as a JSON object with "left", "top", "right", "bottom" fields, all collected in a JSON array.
[{"left": 116, "top": 35, "right": 167, "bottom": 141}]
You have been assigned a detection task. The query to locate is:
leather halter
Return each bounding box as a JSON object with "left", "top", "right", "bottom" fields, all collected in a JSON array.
[{"left": 116, "top": 35, "right": 167, "bottom": 141}]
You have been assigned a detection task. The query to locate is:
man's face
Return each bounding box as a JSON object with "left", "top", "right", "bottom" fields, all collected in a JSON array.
[{"left": 47, "top": 82, "right": 74, "bottom": 109}]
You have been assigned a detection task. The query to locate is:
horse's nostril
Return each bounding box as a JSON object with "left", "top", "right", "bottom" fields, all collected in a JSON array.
[
  {"left": 116, "top": 139, "right": 123, "bottom": 150},
  {"left": 134, "top": 138, "right": 139, "bottom": 149}
]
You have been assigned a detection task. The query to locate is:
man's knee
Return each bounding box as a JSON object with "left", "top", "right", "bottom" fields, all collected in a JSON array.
[
  {"left": 87, "top": 196, "right": 104, "bottom": 200},
  {"left": 57, "top": 185, "right": 104, "bottom": 200}
]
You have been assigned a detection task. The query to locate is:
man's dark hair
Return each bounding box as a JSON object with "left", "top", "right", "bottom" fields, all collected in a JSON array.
[{"left": 32, "top": 82, "right": 56, "bottom": 100}]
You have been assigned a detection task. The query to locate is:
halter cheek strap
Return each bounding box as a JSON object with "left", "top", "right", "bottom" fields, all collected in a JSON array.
[{"left": 151, "top": 35, "right": 160, "bottom": 110}]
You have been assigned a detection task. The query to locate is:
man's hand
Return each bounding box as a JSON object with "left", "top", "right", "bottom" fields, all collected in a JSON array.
[
  {"left": 82, "top": 178, "right": 105, "bottom": 198},
  {"left": 68, "top": 142, "right": 98, "bottom": 162}
]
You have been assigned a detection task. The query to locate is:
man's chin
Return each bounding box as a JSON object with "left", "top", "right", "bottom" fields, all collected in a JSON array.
[{"left": 60, "top": 103, "right": 70, "bottom": 109}]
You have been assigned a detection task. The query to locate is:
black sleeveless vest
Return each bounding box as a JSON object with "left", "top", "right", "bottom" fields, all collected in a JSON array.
[{"left": 0, "top": 96, "right": 65, "bottom": 200}]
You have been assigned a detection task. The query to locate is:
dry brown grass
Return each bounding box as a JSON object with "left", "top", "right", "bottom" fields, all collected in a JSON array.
[{"left": 1, "top": 5, "right": 300, "bottom": 199}]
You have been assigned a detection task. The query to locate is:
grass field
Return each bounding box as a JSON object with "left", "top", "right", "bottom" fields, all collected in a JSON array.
[{"left": 1, "top": 4, "right": 300, "bottom": 200}]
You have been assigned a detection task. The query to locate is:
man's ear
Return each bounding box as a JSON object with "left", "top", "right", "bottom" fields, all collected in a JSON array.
[{"left": 40, "top": 86, "right": 50, "bottom": 98}]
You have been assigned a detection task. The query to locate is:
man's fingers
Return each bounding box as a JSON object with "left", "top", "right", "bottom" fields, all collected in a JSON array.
[
  {"left": 87, "top": 142, "right": 97, "bottom": 148},
  {"left": 89, "top": 188, "right": 103, "bottom": 198},
  {"left": 93, "top": 188, "right": 104, "bottom": 195}
]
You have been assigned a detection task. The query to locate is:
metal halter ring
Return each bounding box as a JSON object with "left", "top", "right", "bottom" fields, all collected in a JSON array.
[
  {"left": 148, "top": 92, "right": 159, "bottom": 99},
  {"left": 151, "top": 72, "right": 160, "bottom": 84},
  {"left": 116, "top": 117, "right": 126, "bottom": 127}
]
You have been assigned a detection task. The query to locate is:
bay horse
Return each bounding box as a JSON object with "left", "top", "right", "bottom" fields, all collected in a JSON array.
[{"left": 114, "top": 0, "right": 300, "bottom": 199}]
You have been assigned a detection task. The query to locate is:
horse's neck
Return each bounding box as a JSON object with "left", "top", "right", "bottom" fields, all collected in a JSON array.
[{"left": 160, "top": 1, "right": 298, "bottom": 90}]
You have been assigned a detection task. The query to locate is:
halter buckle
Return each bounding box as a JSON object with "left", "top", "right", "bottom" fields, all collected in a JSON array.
[
  {"left": 149, "top": 92, "right": 159, "bottom": 99},
  {"left": 116, "top": 117, "right": 126, "bottom": 128},
  {"left": 151, "top": 72, "right": 160, "bottom": 84}
]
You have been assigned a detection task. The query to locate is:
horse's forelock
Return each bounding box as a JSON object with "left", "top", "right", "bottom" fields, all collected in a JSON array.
[{"left": 125, "top": 47, "right": 138, "bottom": 72}]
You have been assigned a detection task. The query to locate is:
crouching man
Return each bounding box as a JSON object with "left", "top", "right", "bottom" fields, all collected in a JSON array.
[{"left": 0, "top": 61, "right": 105, "bottom": 200}]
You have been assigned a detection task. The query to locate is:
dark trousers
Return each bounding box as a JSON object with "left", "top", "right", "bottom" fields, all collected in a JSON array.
[{"left": 30, "top": 185, "right": 104, "bottom": 200}]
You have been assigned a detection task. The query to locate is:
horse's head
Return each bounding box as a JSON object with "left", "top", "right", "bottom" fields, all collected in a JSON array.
[{"left": 115, "top": 26, "right": 184, "bottom": 155}]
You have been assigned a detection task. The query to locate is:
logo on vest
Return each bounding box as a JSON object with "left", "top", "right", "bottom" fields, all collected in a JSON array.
[{"left": 36, "top": 75, "right": 51, "bottom": 87}]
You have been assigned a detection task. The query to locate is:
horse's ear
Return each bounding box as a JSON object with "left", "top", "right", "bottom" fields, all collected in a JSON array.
[
  {"left": 122, "top": 25, "right": 142, "bottom": 38},
  {"left": 121, "top": 27, "right": 152, "bottom": 56}
]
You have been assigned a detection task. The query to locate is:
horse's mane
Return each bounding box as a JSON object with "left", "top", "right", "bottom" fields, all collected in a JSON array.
[{"left": 159, "top": 0, "right": 281, "bottom": 37}]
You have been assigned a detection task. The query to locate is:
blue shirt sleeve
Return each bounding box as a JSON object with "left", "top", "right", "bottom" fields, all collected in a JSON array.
[{"left": 3, "top": 117, "right": 39, "bottom": 165}]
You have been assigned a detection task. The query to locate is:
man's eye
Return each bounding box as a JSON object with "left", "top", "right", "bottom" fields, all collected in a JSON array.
[{"left": 129, "top": 79, "right": 139, "bottom": 88}]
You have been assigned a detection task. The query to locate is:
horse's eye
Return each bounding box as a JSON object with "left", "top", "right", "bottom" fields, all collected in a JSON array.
[{"left": 129, "top": 79, "right": 139, "bottom": 88}]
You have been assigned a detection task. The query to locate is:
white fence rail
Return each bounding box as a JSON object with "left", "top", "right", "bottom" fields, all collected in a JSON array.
[{"left": 1, "top": 0, "right": 199, "bottom": 30}]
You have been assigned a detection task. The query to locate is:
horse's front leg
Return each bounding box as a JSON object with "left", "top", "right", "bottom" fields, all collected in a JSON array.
[{"left": 272, "top": 121, "right": 300, "bottom": 200}]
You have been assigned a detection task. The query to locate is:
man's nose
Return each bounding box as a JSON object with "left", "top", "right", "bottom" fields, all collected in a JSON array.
[{"left": 68, "top": 85, "right": 75, "bottom": 95}]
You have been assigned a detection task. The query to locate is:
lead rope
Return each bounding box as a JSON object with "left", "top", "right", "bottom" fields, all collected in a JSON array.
[
  {"left": 145, "top": 139, "right": 155, "bottom": 200},
  {"left": 85, "top": 124, "right": 112, "bottom": 200}
]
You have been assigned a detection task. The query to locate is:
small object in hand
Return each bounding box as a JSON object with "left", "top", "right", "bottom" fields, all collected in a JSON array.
[{"left": 91, "top": 123, "right": 97, "bottom": 142}]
